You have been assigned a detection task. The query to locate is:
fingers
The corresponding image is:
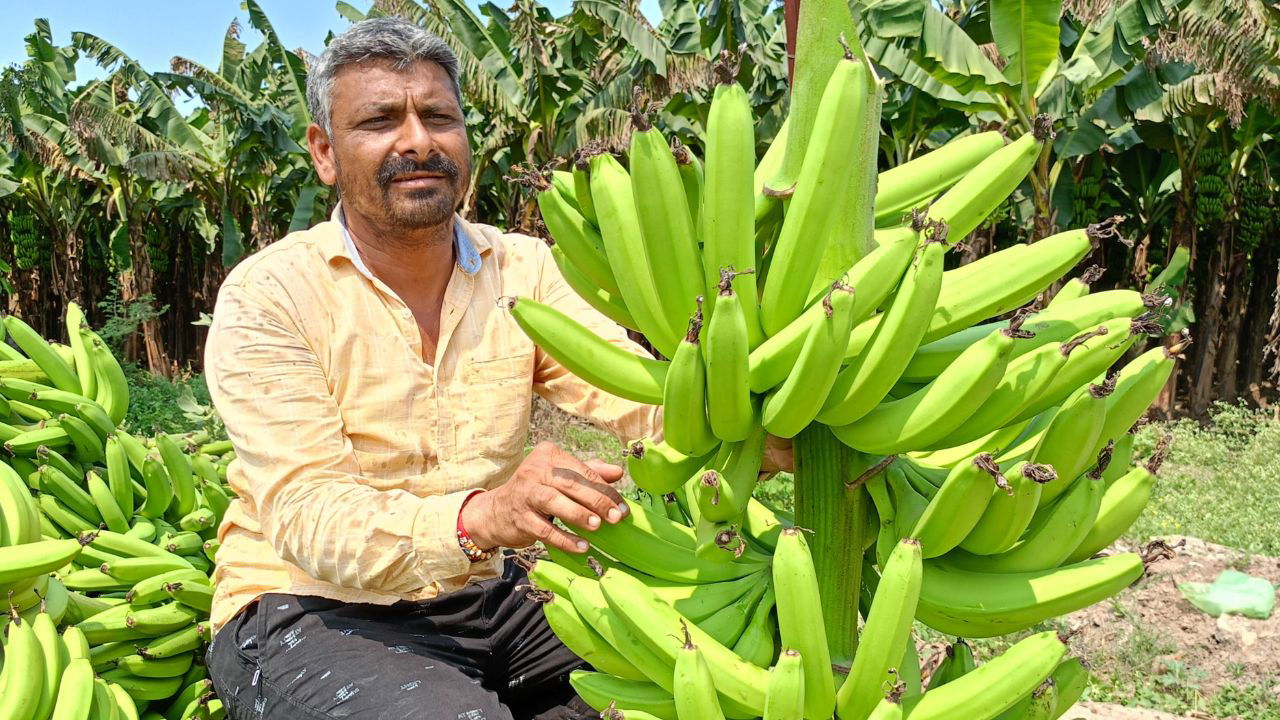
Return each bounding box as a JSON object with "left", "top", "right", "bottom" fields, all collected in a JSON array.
[
  {"left": 585, "top": 459, "right": 625, "bottom": 483},
  {"left": 536, "top": 489, "right": 608, "bottom": 534},
  {"left": 523, "top": 514, "right": 589, "bottom": 554},
  {"left": 549, "top": 467, "right": 629, "bottom": 523}
]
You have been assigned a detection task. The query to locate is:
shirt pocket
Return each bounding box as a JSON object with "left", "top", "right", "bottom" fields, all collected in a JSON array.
[{"left": 457, "top": 352, "right": 534, "bottom": 461}]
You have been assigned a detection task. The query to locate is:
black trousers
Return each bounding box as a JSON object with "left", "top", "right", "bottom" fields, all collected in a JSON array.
[{"left": 206, "top": 560, "right": 593, "bottom": 720}]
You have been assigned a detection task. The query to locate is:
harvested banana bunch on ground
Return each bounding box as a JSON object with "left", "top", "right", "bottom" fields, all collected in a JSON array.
[{"left": 0, "top": 302, "right": 236, "bottom": 718}]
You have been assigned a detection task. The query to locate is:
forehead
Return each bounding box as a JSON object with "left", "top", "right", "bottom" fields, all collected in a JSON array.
[{"left": 330, "top": 59, "right": 456, "bottom": 112}]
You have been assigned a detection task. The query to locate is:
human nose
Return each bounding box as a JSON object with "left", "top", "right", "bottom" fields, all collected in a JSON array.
[{"left": 392, "top": 110, "right": 435, "bottom": 161}]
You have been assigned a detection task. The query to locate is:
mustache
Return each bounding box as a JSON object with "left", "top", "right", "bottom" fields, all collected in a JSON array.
[{"left": 377, "top": 154, "right": 462, "bottom": 189}]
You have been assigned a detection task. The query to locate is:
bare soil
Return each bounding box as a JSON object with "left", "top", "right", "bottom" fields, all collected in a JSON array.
[{"left": 1064, "top": 536, "right": 1280, "bottom": 718}]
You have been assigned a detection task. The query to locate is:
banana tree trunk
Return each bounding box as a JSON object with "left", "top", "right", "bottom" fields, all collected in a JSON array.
[{"left": 792, "top": 423, "right": 869, "bottom": 670}]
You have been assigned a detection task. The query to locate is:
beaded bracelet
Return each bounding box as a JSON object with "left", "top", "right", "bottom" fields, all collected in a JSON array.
[{"left": 457, "top": 491, "right": 496, "bottom": 563}]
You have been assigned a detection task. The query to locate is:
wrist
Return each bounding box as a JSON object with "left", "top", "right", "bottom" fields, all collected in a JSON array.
[{"left": 457, "top": 490, "right": 497, "bottom": 559}]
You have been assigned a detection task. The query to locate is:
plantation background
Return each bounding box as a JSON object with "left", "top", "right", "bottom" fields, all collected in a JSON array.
[{"left": 1, "top": 0, "right": 1279, "bottom": 418}]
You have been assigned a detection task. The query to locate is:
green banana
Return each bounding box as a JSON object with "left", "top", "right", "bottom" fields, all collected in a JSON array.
[
  {"left": 541, "top": 592, "right": 646, "bottom": 681},
  {"left": 96, "top": 670, "right": 183, "bottom": 702},
  {"left": 1049, "top": 658, "right": 1090, "bottom": 717},
  {"left": 957, "top": 462, "right": 1053, "bottom": 556},
  {"left": 155, "top": 434, "right": 197, "bottom": 518},
  {"left": 630, "top": 118, "right": 705, "bottom": 340},
  {"left": 695, "top": 424, "right": 766, "bottom": 523},
  {"left": 730, "top": 586, "right": 776, "bottom": 668},
  {"left": 548, "top": 241, "right": 638, "bottom": 331},
  {"left": 762, "top": 283, "right": 856, "bottom": 438},
  {"left": 588, "top": 152, "right": 679, "bottom": 356},
  {"left": 907, "top": 221, "right": 1110, "bottom": 350},
  {"left": 836, "top": 538, "right": 922, "bottom": 720},
  {"left": 137, "top": 622, "right": 206, "bottom": 660},
  {"left": 704, "top": 269, "right": 756, "bottom": 442},
  {"left": 1065, "top": 435, "right": 1169, "bottom": 564},
  {"left": 916, "top": 553, "right": 1145, "bottom": 637},
  {"left": 39, "top": 464, "right": 103, "bottom": 526},
  {"left": 569, "top": 671, "right": 677, "bottom": 720},
  {"left": 600, "top": 569, "right": 769, "bottom": 717},
  {"left": 1086, "top": 343, "right": 1182, "bottom": 460},
  {"left": 921, "top": 120, "right": 1048, "bottom": 246},
  {"left": 5, "top": 425, "right": 72, "bottom": 456},
  {"left": 740, "top": 497, "right": 790, "bottom": 553},
  {"left": 39, "top": 494, "right": 98, "bottom": 536},
  {"left": 1047, "top": 265, "right": 1104, "bottom": 308},
  {"left": 901, "top": 290, "right": 1147, "bottom": 383},
  {"left": 570, "top": 505, "right": 766, "bottom": 584},
  {"left": 760, "top": 46, "right": 873, "bottom": 335},
  {"left": 675, "top": 140, "right": 704, "bottom": 237},
  {"left": 5, "top": 314, "right": 80, "bottom": 393},
  {"left": 950, "top": 462, "right": 1106, "bottom": 574},
  {"left": 908, "top": 631, "right": 1065, "bottom": 720},
  {"left": 87, "top": 470, "right": 130, "bottom": 534},
  {"left": 673, "top": 623, "right": 726, "bottom": 720},
  {"left": 139, "top": 455, "right": 174, "bottom": 520},
  {"left": 34, "top": 604, "right": 69, "bottom": 720},
  {"left": 762, "top": 649, "right": 803, "bottom": 720},
  {"left": 0, "top": 607, "right": 45, "bottom": 720},
  {"left": 926, "top": 639, "right": 975, "bottom": 691},
  {"left": 772, "top": 528, "right": 835, "bottom": 720},
  {"left": 82, "top": 331, "right": 128, "bottom": 425},
  {"left": 1029, "top": 382, "right": 1111, "bottom": 505},
  {"left": 52, "top": 658, "right": 96, "bottom": 720},
  {"left": 116, "top": 652, "right": 193, "bottom": 679},
  {"left": 505, "top": 297, "right": 666, "bottom": 405},
  {"left": 702, "top": 64, "right": 761, "bottom": 346},
  {"left": 571, "top": 154, "right": 598, "bottom": 225},
  {"left": 0, "top": 461, "right": 43, "bottom": 545},
  {"left": 873, "top": 132, "right": 1007, "bottom": 227},
  {"left": 749, "top": 228, "right": 915, "bottom": 394},
  {"left": 910, "top": 453, "right": 1004, "bottom": 558},
  {"left": 625, "top": 439, "right": 717, "bottom": 496},
  {"left": 57, "top": 413, "right": 105, "bottom": 463},
  {"left": 1008, "top": 317, "right": 1143, "bottom": 425},
  {"left": 696, "top": 577, "right": 770, "bottom": 648},
  {"left": 819, "top": 233, "right": 946, "bottom": 426},
  {"left": 535, "top": 171, "right": 619, "bottom": 296},
  {"left": 831, "top": 327, "right": 1015, "bottom": 455},
  {"left": 1103, "top": 431, "right": 1136, "bottom": 486},
  {"left": 0, "top": 537, "right": 85, "bottom": 585},
  {"left": 664, "top": 303, "right": 719, "bottom": 456},
  {"left": 568, "top": 575, "right": 678, "bottom": 689}
]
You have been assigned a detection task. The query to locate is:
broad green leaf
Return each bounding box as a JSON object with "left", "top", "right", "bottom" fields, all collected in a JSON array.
[
  {"left": 861, "top": 0, "right": 927, "bottom": 39},
  {"left": 289, "top": 183, "right": 327, "bottom": 233},
  {"left": 334, "top": 1, "right": 367, "bottom": 23},
  {"left": 990, "top": 0, "right": 1061, "bottom": 103},
  {"left": 864, "top": 35, "right": 1006, "bottom": 114},
  {"left": 242, "top": 0, "right": 311, "bottom": 136},
  {"left": 915, "top": 7, "right": 1012, "bottom": 96},
  {"left": 221, "top": 208, "right": 244, "bottom": 267},
  {"left": 1059, "top": 55, "right": 1100, "bottom": 85},
  {"left": 1056, "top": 120, "right": 1108, "bottom": 157},
  {"left": 1118, "top": 65, "right": 1163, "bottom": 111},
  {"left": 577, "top": 0, "right": 668, "bottom": 76}
]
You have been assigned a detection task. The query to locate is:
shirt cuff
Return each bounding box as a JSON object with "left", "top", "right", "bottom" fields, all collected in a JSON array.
[{"left": 410, "top": 489, "right": 483, "bottom": 585}]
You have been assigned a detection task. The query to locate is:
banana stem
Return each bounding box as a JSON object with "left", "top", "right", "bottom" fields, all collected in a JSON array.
[{"left": 792, "top": 423, "right": 868, "bottom": 669}]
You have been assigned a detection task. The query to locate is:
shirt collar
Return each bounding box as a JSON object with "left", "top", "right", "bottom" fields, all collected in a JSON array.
[{"left": 327, "top": 201, "right": 485, "bottom": 279}]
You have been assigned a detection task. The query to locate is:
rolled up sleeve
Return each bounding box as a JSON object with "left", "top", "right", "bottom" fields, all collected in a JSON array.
[{"left": 205, "top": 283, "right": 474, "bottom": 595}]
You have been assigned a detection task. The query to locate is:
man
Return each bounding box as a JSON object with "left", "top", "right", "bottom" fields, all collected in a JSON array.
[{"left": 203, "top": 17, "right": 661, "bottom": 719}]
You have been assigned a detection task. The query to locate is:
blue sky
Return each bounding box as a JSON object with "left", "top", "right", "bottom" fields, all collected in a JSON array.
[{"left": 0, "top": 1, "right": 656, "bottom": 89}]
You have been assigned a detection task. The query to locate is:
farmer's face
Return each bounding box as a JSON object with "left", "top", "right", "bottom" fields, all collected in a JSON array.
[{"left": 309, "top": 59, "right": 470, "bottom": 234}]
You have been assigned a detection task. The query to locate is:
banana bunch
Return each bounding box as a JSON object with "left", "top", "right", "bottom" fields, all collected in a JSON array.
[
  {"left": 0, "top": 303, "right": 235, "bottom": 719},
  {"left": 504, "top": 35, "right": 1181, "bottom": 720}
]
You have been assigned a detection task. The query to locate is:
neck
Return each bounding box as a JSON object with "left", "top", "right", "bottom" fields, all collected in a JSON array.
[{"left": 343, "top": 205, "right": 456, "bottom": 300}]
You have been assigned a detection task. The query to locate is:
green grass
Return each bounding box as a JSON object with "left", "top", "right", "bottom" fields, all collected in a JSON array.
[
  {"left": 122, "top": 366, "right": 216, "bottom": 436},
  {"left": 1128, "top": 402, "right": 1280, "bottom": 555}
]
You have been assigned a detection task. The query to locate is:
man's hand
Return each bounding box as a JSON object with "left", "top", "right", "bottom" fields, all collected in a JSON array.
[{"left": 459, "top": 441, "right": 629, "bottom": 554}]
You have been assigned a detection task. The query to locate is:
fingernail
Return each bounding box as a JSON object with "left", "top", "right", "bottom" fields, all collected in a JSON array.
[
  {"left": 618, "top": 502, "right": 630, "bottom": 516},
  {"left": 587, "top": 515, "right": 601, "bottom": 528},
  {"left": 576, "top": 540, "right": 589, "bottom": 552},
  {"left": 606, "top": 508, "right": 621, "bottom": 523}
]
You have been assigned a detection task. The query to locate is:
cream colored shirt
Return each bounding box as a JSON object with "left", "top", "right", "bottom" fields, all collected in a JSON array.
[{"left": 204, "top": 206, "right": 660, "bottom": 633}]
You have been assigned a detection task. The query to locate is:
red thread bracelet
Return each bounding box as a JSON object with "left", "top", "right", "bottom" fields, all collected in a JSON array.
[{"left": 457, "top": 490, "right": 496, "bottom": 563}]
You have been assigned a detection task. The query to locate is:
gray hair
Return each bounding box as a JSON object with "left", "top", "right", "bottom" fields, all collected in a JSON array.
[{"left": 306, "top": 17, "right": 462, "bottom": 136}]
